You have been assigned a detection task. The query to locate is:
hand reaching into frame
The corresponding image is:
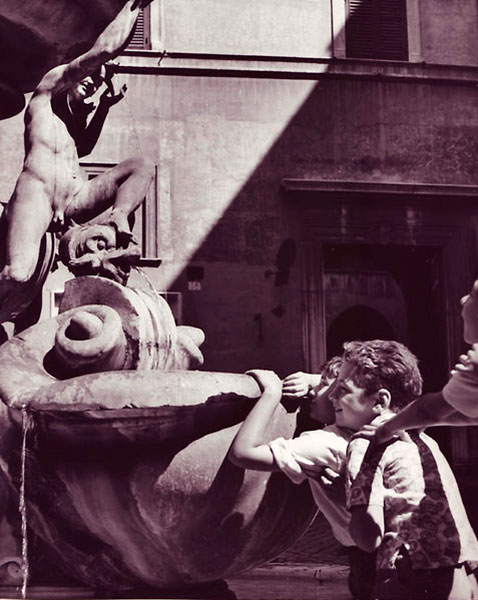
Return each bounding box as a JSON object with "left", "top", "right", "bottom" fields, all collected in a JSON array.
[
  {"left": 99, "top": 62, "right": 127, "bottom": 108},
  {"left": 282, "top": 371, "right": 311, "bottom": 398},
  {"left": 351, "top": 413, "right": 411, "bottom": 451},
  {"left": 453, "top": 343, "right": 478, "bottom": 377},
  {"left": 461, "top": 280, "right": 478, "bottom": 345},
  {"left": 100, "top": 83, "right": 127, "bottom": 108}
]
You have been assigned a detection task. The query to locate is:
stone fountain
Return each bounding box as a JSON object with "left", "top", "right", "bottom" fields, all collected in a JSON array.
[
  {"left": 0, "top": 274, "right": 316, "bottom": 597},
  {"left": 0, "top": 2, "right": 317, "bottom": 595}
]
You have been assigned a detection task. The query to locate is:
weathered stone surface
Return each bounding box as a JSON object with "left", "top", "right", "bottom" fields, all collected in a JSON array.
[
  {"left": 58, "top": 224, "right": 142, "bottom": 286},
  {"left": 60, "top": 277, "right": 205, "bottom": 371},
  {"left": 23, "top": 373, "right": 313, "bottom": 589},
  {"left": 54, "top": 305, "right": 127, "bottom": 376}
]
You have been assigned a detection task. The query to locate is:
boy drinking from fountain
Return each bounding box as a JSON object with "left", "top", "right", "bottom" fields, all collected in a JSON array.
[
  {"left": 229, "top": 356, "right": 377, "bottom": 600},
  {"left": 340, "top": 340, "right": 478, "bottom": 599}
]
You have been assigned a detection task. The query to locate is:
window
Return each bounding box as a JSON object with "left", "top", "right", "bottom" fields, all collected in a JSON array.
[
  {"left": 80, "top": 162, "right": 165, "bottom": 262},
  {"left": 345, "top": 0, "right": 409, "bottom": 60},
  {"left": 127, "top": 6, "right": 151, "bottom": 50}
]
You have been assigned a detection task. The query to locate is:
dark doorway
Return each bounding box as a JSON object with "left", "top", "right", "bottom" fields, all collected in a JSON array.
[
  {"left": 323, "top": 243, "right": 449, "bottom": 455},
  {"left": 324, "top": 243, "right": 447, "bottom": 391},
  {"left": 327, "top": 305, "right": 396, "bottom": 358}
]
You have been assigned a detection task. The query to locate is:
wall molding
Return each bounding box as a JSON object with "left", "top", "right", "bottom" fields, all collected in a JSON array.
[
  {"left": 282, "top": 179, "right": 478, "bottom": 198},
  {"left": 118, "top": 53, "right": 478, "bottom": 86}
]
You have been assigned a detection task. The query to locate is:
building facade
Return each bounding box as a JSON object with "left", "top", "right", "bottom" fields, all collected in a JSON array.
[{"left": 2, "top": 0, "right": 478, "bottom": 468}]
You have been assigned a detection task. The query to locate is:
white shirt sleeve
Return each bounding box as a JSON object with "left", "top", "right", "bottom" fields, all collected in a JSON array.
[
  {"left": 269, "top": 429, "right": 348, "bottom": 485},
  {"left": 443, "top": 369, "right": 478, "bottom": 417}
]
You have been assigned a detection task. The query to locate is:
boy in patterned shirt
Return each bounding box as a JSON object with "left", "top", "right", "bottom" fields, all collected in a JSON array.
[{"left": 340, "top": 340, "right": 478, "bottom": 599}]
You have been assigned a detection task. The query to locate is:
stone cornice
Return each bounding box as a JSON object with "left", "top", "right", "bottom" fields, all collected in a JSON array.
[
  {"left": 119, "top": 52, "right": 478, "bottom": 85},
  {"left": 281, "top": 179, "right": 478, "bottom": 198}
]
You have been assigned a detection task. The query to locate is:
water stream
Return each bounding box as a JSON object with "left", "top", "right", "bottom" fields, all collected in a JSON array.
[
  {"left": 133, "top": 265, "right": 160, "bottom": 298},
  {"left": 20, "top": 406, "right": 30, "bottom": 599}
]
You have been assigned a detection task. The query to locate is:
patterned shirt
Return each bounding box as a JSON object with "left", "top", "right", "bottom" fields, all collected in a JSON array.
[{"left": 346, "top": 431, "right": 478, "bottom": 571}]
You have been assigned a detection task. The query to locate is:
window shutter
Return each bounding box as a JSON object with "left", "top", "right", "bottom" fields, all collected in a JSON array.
[
  {"left": 346, "top": 0, "right": 408, "bottom": 61},
  {"left": 127, "top": 7, "right": 151, "bottom": 50}
]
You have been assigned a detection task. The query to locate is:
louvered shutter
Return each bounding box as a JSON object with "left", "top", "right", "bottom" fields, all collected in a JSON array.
[
  {"left": 127, "top": 7, "right": 151, "bottom": 49},
  {"left": 346, "top": 0, "right": 408, "bottom": 60}
]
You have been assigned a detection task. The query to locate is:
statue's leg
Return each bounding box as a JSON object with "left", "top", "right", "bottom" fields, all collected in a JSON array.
[
  {"left": 1, "top": 177, "right": 52, "bottom": 284},
  {"left": 67, "top": 157, "right": 154, "bottom": 241}
]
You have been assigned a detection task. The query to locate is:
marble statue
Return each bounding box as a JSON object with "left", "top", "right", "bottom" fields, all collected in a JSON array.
[{"left": 0, "top": 0, "right": 154, "bottom": 329}]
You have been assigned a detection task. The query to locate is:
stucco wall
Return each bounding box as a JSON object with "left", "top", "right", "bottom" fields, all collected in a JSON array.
[
  {"left": 419, "top": 0, "right": 478, "bottom": 65},
  {"left": 159, "top": 0, "right": 478, "bottom": 66},
  {"left": 163, "top": 0, "right": 331, "bottom": 58},
  {"left": 2, "top": 70, "right": 478, "bottom": 374},
  {"left": 64, "top": 72, "right": 478, "bottom": 374}
]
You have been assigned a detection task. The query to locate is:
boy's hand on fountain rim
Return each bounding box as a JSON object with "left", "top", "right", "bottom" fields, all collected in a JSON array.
[{"left": 246, "top": 369, "right": 282, "bottom": 398}]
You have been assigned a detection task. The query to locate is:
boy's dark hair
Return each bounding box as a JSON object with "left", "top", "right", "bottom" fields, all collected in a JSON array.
[
  {"left": 342, "top": 340, "right": 423, "bottom": 411},
  {"left": 321, "top": 355, "right": 342, "bottom": 380}
]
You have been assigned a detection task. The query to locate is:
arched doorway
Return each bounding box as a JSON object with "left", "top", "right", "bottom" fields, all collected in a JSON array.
[{"left": 327, "top": 305, "right": 396, "bottom": 358}]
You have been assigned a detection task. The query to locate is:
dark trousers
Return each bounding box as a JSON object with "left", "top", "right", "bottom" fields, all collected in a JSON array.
[{"left": 347, "top": 546, "right": 377, "bottom": 600}]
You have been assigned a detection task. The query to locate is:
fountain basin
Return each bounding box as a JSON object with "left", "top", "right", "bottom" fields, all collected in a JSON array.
[
  {"left": 17, "top": 371, "right": 316, "bottom": 590},
  {"left": 0, "top": 281, "right": 316, "bottom": 591}
]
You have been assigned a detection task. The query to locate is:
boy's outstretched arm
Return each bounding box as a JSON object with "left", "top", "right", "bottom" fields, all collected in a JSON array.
[
  {"left": 356, "top": 392, "right": 476, "bottom": 447},
  {"left": 373, "top": 392, "right": 454, "bottom": 442},
  {"left": 228, "top": 370, "right": 283, "bottom": 472}
]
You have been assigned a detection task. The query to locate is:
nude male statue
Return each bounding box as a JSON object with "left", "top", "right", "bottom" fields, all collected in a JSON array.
[{"left": 0, "top": 0, "right": 155, "bottom": 326}]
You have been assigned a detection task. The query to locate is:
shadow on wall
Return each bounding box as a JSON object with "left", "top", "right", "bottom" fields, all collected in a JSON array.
[{"left": 172, "top": 0, "right": 455, "bottom": 385}]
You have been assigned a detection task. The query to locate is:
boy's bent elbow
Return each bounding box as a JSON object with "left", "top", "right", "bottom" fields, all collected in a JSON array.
[
  {"left": 228, "top": 446, "right": 247, "bottom": 468},
  {"left": 228, "top": 443, "right": 277, "bottom": 471},
  {"left": 228, "top": 440, "right": 258, "bottom": 468}
]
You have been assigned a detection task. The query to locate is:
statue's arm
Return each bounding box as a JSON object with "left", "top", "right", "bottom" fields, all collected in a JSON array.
[
  {"left": 77, "top": 71, "right": 127, "bottom": 157},
  {"left": 76, "top": 104, "right": 110, "bottom": 157},
  {"left": 35, "top": 0, "right": 151, "bottom": 97}
]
